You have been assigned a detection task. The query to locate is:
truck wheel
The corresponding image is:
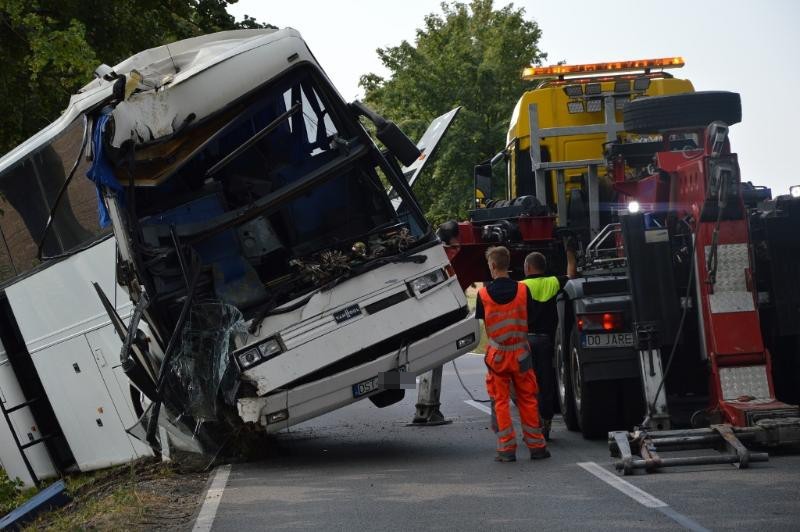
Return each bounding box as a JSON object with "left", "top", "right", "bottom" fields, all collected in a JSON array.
[
  {"left": 555, "top": 325, "right": 579, "bottom": 431},
  {"left": 623, "top": 91, "right": 741, "bottom": 134},
  {"left": 569, "top": 327, "right": 617, "bottom": 439}
]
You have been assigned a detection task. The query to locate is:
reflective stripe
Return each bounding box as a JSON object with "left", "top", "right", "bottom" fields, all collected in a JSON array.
[
  {"left": 492, "top": 330, "right": 529, "bottom": 344},
  {"left": 517, "top": 351, "right": 531, "bottom": 362},
  {"left": 497, "top": 442, "right": 517, "bottom": 452},
  {"left": 522, "top": 424, "right": 542, "bottom": 435},
  {"left": 493, "top": 354, "right": 503, "bottom": 364},
  {"left": 486, "top": 338, "right": 525, "bottom": 353},
  {"left": 488, "top": 337, "right": 528, "bottom": 349},
  {"left": 524, "top": 437, "right": 546, "bottom": 448},
  {"left": 485, "top": 311, "right": 526, "bottom": 322},
  {"left": 485, "top": 318, "right": 528, "bottom": 334},
  {"left": 496, "top": 427, "right": 514, "bottom": 438}
]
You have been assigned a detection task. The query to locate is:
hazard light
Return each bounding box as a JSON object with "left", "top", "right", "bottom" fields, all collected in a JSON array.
[{"left": 522, "top": 57, "right": 685, "bottom": 80}]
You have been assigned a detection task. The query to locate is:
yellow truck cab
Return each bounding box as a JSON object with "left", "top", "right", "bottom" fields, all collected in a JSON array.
[{"left": 477, "top": 57, "right": 694, "bottom": 236}]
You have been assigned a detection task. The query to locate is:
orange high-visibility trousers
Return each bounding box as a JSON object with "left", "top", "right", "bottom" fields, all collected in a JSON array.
[{"left": 486, "top": 351, "right": 546, "bottom": 454}]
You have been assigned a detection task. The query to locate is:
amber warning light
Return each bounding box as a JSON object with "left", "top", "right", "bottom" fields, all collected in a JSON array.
[{"left": 522, "top": 57, "right": 685, "bottom": 80}]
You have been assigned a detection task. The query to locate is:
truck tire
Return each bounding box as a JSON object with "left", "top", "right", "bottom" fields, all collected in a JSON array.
[
  {"left": 569, "top": 327, "right": 618, "bottom": 439},
  {"left": 555, "top": 325, "right": 579, "bottom": 431},
  {"left": 623, "top": 91, "right": 741, "bottom": 134}
]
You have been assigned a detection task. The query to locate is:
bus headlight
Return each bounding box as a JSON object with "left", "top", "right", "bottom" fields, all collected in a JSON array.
[
  {"left": 237, "top": 348, "right": 262, "bottom": 370},
  {"left": 409, "top": 269, "right": 447, "bottom": 295},
  {"left": 236, "top": 337, "right": 283, "bottom": 370}
]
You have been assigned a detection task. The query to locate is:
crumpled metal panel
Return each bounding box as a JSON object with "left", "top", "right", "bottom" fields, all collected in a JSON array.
[
  {"left": 705, "top": 243, "right": 755, "bottom": 313},
  {"left": 719, "top": 365, "right": 770, "bottom": 401}
]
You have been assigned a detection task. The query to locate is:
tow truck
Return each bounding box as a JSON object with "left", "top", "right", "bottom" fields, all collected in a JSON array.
[{"left": 443, "top": 57, "right": 800, "bottom": 473}]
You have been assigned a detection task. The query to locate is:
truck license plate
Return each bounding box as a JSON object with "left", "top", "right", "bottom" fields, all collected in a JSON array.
[
  {"left": 582, "top": 332, "right": 634, "bottom": 349},
  {"left": 352, "top": 376, "right": 379, "bottom": 398}
]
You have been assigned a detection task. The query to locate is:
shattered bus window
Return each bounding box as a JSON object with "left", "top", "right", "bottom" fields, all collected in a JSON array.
[{"left": 169, "top": 301, "right": 247, "bottom": 423}]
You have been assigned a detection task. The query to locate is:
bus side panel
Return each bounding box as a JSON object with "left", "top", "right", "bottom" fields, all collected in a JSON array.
[{"left": 5, "top": 238, "right": 152, "bottom": 471}]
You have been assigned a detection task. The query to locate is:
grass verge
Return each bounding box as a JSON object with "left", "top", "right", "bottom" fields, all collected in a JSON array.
[{"left": 17, "top": 458, "right": 208, "bottom": 531}]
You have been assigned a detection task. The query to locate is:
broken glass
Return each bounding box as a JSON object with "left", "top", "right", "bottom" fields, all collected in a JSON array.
[{"left": 169, "top": 300, "right": 247, "bottom": 423}]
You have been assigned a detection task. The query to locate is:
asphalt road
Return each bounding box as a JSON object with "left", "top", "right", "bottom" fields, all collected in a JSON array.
[{"left": 205, "top": 354, "right": 800, "bottom": 531}]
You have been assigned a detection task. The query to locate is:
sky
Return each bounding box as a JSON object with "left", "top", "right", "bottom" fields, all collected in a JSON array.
[{"left": 228, "top": 0, "right": 800, "bottom": 195}]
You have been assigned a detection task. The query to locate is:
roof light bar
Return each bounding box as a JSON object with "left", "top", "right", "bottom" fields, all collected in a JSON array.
[
  {"left": 543, "top": 72, "right": 669, "bottom": 87},
  {"left": 522, "top": 57, "right": 685, "bottom": 80}
]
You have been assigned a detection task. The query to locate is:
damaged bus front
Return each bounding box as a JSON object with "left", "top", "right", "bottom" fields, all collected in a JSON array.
[{"left": 77, "top": 28, "right": 477, "bottom": 450}]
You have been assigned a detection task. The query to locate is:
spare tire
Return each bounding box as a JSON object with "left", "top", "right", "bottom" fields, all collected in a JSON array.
[{"left": 623, "top": 91, "right": 741, "bottom": 133}]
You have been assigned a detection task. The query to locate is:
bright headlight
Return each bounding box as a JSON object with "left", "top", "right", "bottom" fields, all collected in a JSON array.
[
  {"left": 628, "top": 200, "right": 641, "bottom": 213},
  {"left": 409, "top": 269, "right": 447, "bottom": 295},
  {"left": 790, "top": 185, "right": 800, "bottom": 198}
]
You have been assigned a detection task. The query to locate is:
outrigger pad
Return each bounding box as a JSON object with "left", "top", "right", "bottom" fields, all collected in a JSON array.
[{"left": 608, "top": 425, "right": 771, "bottom": 475}]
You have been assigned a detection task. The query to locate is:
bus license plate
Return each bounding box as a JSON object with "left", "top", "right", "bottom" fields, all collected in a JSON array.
[
  {"left": 352, "top": 376, "right": 379, "bottom": 398},
  {"left": 582, "top": 332, "right": 634, "bottom": 349}
]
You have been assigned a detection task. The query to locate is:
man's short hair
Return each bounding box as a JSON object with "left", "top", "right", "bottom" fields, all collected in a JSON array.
[
  {"left": 486, "top": 246, "right": 511, "bottom": 271},
  {"left": 525, "top": 252, "right": 547, "bottom": 273}
]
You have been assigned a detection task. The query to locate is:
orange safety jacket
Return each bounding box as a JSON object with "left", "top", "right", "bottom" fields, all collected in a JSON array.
[{"left": 479, "top": 282, "right": 531, "bottom": 370}]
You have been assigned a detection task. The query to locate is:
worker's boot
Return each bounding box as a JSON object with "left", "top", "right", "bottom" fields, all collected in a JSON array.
[
  {"left": 494, "top": 450, "right": 516, "bottom": 462},
  {"left": 543, "top": 419, "right": 552, "bottom": 441},
  {"left": 529, "top": 447, "right": 551, "bottom": 460}
]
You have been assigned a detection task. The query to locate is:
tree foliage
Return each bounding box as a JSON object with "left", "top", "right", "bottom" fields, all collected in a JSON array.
[
  {"left": 360, "top": 0, "right": 546, "bottom": 225},
  {"left": 0, "top": 0, "right": 270, "bottom": 154}
]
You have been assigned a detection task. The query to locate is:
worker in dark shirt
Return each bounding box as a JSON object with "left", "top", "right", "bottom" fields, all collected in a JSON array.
[{"left": 521, "top": 245, "right": 577, "bottom": 440}]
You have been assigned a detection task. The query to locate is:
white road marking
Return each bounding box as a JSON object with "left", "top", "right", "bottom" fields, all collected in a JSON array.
[
  {"left": 464, "top": 399, "right": 492, "bottom": 414},
  {"left": 578, "top": 462, "right": 709, "bottom": 532},
  {"left": 578, "top": 461, "right": 666, "bottom": 508},
  {"left": 193, "top": 464, "right": 232, "bottom": 532}
]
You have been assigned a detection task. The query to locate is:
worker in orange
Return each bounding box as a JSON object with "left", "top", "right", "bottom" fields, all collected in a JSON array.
[
  {"left": 522, "top": 244, "right": 577, "bottom": 441},
  {"left": 475, "top": 246, "right": 549, "bottom": 461}
]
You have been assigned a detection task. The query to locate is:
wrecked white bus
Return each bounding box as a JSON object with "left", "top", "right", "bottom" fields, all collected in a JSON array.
[{"left": 0, "top": 28, "right": 478, "bottom": 457}]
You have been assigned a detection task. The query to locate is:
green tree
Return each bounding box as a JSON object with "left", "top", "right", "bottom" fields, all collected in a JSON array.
[
  {"left": 0, "top": 0, "right": 271, "bottom": 155},
  {"left": 360, "top": 0, "right": 546, "bottom": 225}
]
